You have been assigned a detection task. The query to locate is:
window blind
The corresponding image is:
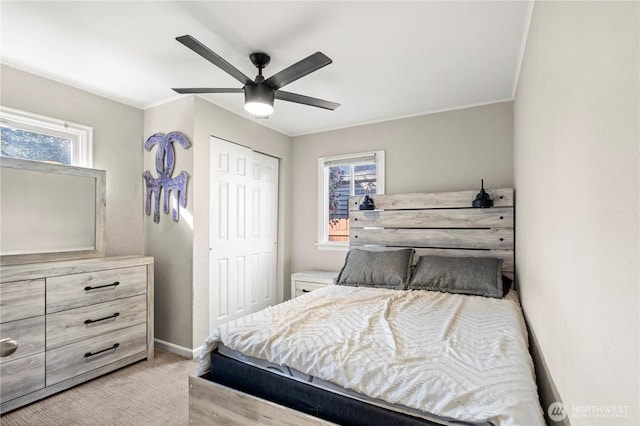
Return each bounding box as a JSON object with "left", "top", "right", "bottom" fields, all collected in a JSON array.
[{"left": 323, "top": 153, "right": 376, "bottom": 167}]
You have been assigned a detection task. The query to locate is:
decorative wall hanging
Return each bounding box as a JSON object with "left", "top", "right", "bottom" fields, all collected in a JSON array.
[{"left": 143, "top": 131, "right": 191, "bottom": 223}]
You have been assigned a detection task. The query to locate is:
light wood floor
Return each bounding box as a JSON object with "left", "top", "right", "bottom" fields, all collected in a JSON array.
[{"left": 1, "top": 349, "right": 198, "bottom": 426}]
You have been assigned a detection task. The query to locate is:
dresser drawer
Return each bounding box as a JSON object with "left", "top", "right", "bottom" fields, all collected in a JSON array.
[
  {"left": 46, "top": 266, "right": 147, "bottom": 313},
  {"left": 46, "top": 295, "right": 147, "bottom": 350},
  {"left": 46, "top": 323, "right": 147, "bottom": 386},
  {"left": 295, "top": 281, "right": 330, "bottom": 297},
  {"left": 0, "top": 316, "right": 45, "bottom": 364},
  {"left": 0, "top": 279, "right": 45, "bottom": 322},
  {"left": 0, "top": 352, "right": 45, "bottom": 402},
  {"left": 291, "top": 271, "right": 338, "bottom": 299}
]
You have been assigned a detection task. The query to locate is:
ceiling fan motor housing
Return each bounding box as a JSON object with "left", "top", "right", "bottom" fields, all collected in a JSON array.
[
  {"left": 245, "top": 83, "right": 274, "bottom": 104},
  {"left": 244, "top": 83, "right": 275, "bottom": 115}
]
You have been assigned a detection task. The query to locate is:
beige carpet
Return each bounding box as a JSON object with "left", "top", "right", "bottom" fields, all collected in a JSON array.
[{"left": 1, "top": 349, "right": 198, "bottom": 426}]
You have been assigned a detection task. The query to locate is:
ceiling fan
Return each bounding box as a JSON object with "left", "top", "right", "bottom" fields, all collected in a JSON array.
[{"left": 172, "top": 35, "right": 340, "bottom": 117}]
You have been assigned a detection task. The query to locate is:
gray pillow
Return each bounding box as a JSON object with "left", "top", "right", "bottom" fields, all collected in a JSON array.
[
  {"left": 336, "top": 248, "right": 415, "bottom": 290},
  {"left": 408, "top": 256, "right": 503, "bottom": 298}
]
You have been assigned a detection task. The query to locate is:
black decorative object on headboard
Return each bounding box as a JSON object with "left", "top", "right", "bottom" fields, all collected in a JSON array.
[
  {"left": 472, "top": 179, "right": 493, "bottom": 208},
  {"left": 359, "top": 190, "right": 375, "bottom": 210}
]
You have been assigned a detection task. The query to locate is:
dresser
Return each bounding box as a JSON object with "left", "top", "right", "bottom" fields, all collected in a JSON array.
[
  {"left": 290, "top": 270, "right": 338, "bottom": 299},
  {"left": 0, "top": 256, "right": 153, "bottom": 414}
]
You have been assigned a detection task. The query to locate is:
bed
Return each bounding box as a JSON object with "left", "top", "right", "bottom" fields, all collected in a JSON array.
[{"left": 189, "top": 188, "right": 545, "bottom": 425}]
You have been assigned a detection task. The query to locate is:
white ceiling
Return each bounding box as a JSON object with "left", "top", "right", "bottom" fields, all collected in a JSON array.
[{"left": 0, "top": 1, "right": 532, "bottom": 137}]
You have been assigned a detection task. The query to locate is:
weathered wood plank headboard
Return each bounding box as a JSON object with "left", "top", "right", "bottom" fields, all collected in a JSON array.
[{"left": 349, "top": 188, "right": 514, "bottom": 278}]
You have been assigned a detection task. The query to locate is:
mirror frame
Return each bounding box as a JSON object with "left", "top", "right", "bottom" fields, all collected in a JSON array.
[{"left": 0, "top": 157, "right": 106, "bottom": 266}]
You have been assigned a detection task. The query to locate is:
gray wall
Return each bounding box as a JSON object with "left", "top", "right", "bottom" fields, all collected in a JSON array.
[
  {"left": 290, "top": 101, "right": 514, "bottom": 275},
  {"left": 191, "top": 96, "right": 292, "bottom": 348},
  {"left": 1, "top": 65, "right": 292, "bottom": 353},
  {"left": 144, "top": 96, "right": 292, "bottom": 350},
  {"left": 143, "top": 96, "right": 196, "bottom": 350},
  {"left": 1, "top": 64, "right": 144, "bottom": 257},
  {"left": 514, "top": 2, "right": 639, "bottom": 424}
]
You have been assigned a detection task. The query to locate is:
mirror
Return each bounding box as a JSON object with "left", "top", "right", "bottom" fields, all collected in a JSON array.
[{"left": 0, "top": 157, "right": 106, "bottom": 266}]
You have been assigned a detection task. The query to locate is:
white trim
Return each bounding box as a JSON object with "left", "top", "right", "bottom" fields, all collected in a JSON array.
[
  {"left": 154, "top": 338, "right": 202, "bottom": 359},
  {"left": 291, "top": 98, "right": 513, "bottom": 137},
  {"left": 511, "top": 1, "right": 535, "bottom": 99},
  {"left": 2, "top": 60, "right": 144, "bottom": 111},
  {"left": 316, "top": 242, "right": 350, "bottom": 252},
  {"left": 322, "top": 153, "right": 377, "bottom": 167},
  {"left": 143, "top": 92, "right": 194, "bottom": 110},
  {"left": 318, "top": 157, "right": 328, "bottom": 246},
  {"left": 0, "top": 105, "right": 93, "bottom": 167}
]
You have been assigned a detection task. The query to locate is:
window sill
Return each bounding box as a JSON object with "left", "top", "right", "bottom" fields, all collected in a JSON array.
[{"left": 316, "top": 242, "right": 350, "bottom": 252}]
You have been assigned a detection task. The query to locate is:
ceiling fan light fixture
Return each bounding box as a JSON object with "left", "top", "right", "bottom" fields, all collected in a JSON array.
[
  {"left": 173, "top": 36, "right": 339, "bottom": 115},
  {"left": 244, "top": 84, "right": 274, "bottom": 116},
  {"left": 244, "top": 101, "right": 274, "bottom": 117}
]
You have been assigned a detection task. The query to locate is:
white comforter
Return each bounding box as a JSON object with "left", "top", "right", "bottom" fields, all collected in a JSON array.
[{"left": 198, "top": 285, "right": 544, "bottom": 426}]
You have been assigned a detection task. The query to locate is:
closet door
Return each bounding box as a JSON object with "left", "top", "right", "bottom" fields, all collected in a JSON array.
[{"left": 209, "top": 137, "right": 279, "bottom": 331}]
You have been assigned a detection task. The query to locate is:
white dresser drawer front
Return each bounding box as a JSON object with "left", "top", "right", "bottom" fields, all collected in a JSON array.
[
  {"left": 295, "top": 281, "right": 329, "bottom": 293},
  {"left": 0, "top": 279, "right": 45, "bottom": 322},
  {"left": 291, "top": 271, "right": 338, "bottom": 299},
  {"left": 46, "top": 295, "right": 147, "bottom": 350},
  {"left": 0, "top": 316, "right": 45, "bottom": 364},
  {"left": 46, "top": 266, "right": 147, "bottom": 313},
  {"left": 46, "top": 323, "right": 147, "bottom": 386},
  {"left": 0, "top": 352, "right": 45, "bottom": 402}
]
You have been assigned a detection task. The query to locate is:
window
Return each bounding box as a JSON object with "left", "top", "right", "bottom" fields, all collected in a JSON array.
[
  {"left": 0, "top": 106, "right": 93, "bottom": 167},
  {"left": 317, "top": 150, "right": 385, "bottom": 250}
]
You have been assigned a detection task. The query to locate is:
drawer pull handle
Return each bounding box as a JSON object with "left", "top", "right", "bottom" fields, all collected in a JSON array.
[
  {"left": 85, "top": 281, "right": 120, "bottom": 291},
  {"left": 302, "top": 289, "right": 311, "bottom": 293},
  {"left": 85, "top": 343, "right": 119, "bottom": 358},
  {"left": 84, "top": 312, "right": 120, "bottom": 325},
  {"left": 0, "top": 338, "right": 18, "bottom": 357}
]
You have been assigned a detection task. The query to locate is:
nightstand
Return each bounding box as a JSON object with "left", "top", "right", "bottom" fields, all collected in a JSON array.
[{"left": 291, "top": 270, "right": 339, "bottom": 299}]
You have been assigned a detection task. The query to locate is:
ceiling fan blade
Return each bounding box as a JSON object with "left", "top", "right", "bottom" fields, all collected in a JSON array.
[
  {"left": 275, "top": 91, "right": 340, "bottom": 110},
  {"left": 176, "top": 35, "right": 252, "bottom": 86},
  {"left": 264, "top": 52, "right": 332, "bottom": 90},
  {"left": 172, "top": 88, "right": 244, "bottom": 94}
]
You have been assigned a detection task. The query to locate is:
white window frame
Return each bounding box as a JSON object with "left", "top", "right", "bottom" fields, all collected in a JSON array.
[
  {"left": 317, "top": 150, "right": 385, "bottom": 251},
  {"left": 0, "top": 106, "right": 93, "bottom": 168}
]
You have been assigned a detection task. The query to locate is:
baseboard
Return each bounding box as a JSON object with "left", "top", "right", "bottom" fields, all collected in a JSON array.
[
  {"left": 525, "top": 315, "right": 571, "bottom": 425},
  {"left": 154, "top": 338, "right": 202, "bottom": 359}
]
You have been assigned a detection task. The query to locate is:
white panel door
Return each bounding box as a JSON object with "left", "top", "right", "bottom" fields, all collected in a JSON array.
[{"left": 209, "top": 137, "right": 278, "bottom": 332}]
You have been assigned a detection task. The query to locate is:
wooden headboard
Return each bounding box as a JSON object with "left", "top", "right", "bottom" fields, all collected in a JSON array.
[{"left": 348, "top": 188, "right": 514, "bottom": 278}]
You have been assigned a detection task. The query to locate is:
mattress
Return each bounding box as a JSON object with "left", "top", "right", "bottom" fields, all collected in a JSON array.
[
  {"left": 210, "top": 346, "right": 475, "bottom": 426},
  {"left": 215, "top": 344, "right": 476, "bottom": 426},
  {"left": 198, "top": 285, "right": 544, "bottom": 425}
]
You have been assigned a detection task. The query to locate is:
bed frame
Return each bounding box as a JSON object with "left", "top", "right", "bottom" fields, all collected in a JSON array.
[{"left": 189, "top": 188, "right": 514, "bottom": 425}]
